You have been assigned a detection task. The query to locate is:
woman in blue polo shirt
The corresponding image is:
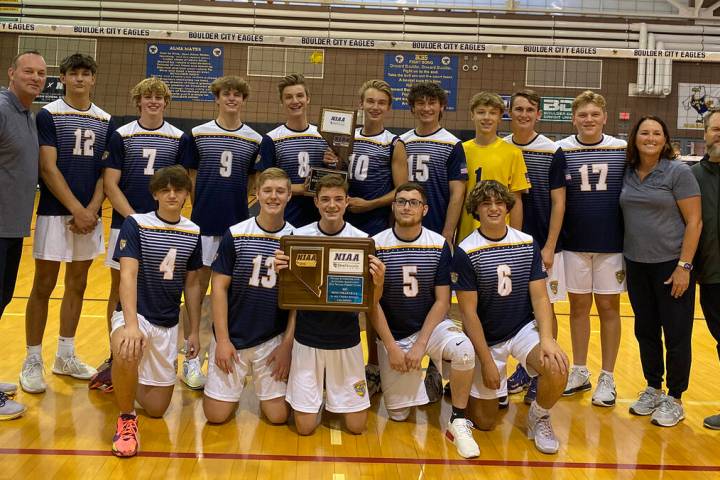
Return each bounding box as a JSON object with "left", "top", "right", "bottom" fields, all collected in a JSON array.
[{"left": 620, "top": 115, "right": 701, "bottom": 428}]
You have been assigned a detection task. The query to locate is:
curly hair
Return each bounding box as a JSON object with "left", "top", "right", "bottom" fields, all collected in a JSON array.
[{"left": 465, "top": 180, "right": 516, "bottom": 220}]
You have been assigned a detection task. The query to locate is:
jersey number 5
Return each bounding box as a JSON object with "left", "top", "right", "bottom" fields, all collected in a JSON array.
[
  {"left": 402, "top": 265, "right": 418, "bottom": 297},
  {"left": 250, "top": 254, "right": 276, "bottom": 288}
]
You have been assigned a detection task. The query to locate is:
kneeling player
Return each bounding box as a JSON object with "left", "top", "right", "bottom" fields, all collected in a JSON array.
[
  {"left": 276, "top": 174, "right": 385, "bottom": 435},
  {"left": 371, "top": 183, "right": 479, "bottom": 458},
  {"left": 453, "top": 181, "right": 568, "bottom": 454},
  {"left": 203, "top": 168, "right": 294, "bottom": 424},
  {"left": 109, "top": 166, "right": 202, "bottom": 457}
]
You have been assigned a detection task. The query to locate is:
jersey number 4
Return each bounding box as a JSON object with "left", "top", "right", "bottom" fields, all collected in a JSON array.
[
  {"left": 159, "top": 248, "right": 177, "bottom": 280},
  {"left": 73, "top": 128, "right": 96, "bottom": 156},
  {"left": 250, "top": 254, "right": 276, "bottom": 288}
]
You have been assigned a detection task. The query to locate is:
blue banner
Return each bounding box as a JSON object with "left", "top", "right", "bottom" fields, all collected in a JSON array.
[
  {"left": 146, "top": 43, "right": 224, "bottom": 102},
  {"left": 384, "top": 53, "right": 458, "bottom": 111}
]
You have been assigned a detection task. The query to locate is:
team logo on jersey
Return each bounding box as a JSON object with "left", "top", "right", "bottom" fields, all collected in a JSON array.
[
  {"left": 353, "top": 380, "right": 367, "bottom": 397},
  {"left": 119, "top": 239, "right": 126, "bottom": 251},
  {"left": 448, "top": 325, "right": 463, "bottom": 333},
  {"left": 450, "top": 272, "right": 459, "bottom": 283},
  {"left": 102, "top": 150, "right": 110, "bottom": 161},
  {"left": 295, "top": 253, "right": 317, "bottom": 267},
  {"left": 550, "top": 280, "right": 559, "bottom": 295},
  {"left": 615, "top": 270, "right": 626, "bottom": 284}
]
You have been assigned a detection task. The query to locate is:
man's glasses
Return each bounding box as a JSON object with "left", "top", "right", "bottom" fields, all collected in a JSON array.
[{"left": 394, "top": 198, "right": 424, "bottom": 208}]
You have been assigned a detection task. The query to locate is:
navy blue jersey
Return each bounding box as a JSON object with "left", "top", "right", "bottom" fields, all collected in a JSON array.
[
  {"left": 557, "top": 135, "right": 626, "bottom": 253},
  {"left": 504, "top": 134, "right": 567, "bottom": 251},
  {"left": 114, "top": 212, "right": 202, "bottom": 328},
  {"left": 400, "top": 128, "right": 468, "bottom": 234},
  {"left": 257, "top": 124, "right": 328, "bottom": 228},
  {"left": 346, "top": 128, "right": 399, "bottom": 235},
  {"left": 293, "top": 221, "right": 368, "bottom": 349},
  {"left": 374, "top": 227, "right": 451, "bottom": 340},
  {"left": 212, "top": 217, "right": 294, "bottom": 350},
  {"left": 187, "top": 120, "right": 262, "bottom": 236},
  {"left": 36, "top": 99, "right": 114, "bottom": 216},
  {"left": 105, "top": 120, "right": 193, "bottom": 228},
  {"left": 453, "top": 227, "right": 546, "bottom": 346}
]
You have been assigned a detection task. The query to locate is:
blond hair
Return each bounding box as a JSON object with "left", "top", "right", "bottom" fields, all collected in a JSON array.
[
  {"left": 469, "top": 91, "right": 505, "bottom": 113},
  {"left": 572, "top": 90, "right": 607, "bottom": 113},
  {"left": 131, "top": 77, "right": 171, "bottom": 109},
  {"left": 256, "top": 167, "right": 291, "bottom": 190},
  {"left": 359, "top": 79, "right": 393, "bottom": 103}
]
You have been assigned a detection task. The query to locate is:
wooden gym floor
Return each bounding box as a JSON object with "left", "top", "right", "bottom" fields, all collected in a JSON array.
[{"left": 1, "top": 199, "right": 719, "bottom": 479}]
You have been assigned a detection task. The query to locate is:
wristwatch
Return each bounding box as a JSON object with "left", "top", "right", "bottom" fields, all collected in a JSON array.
[{"left": 677, "top": 260, "right": 693, "bottom": 271}]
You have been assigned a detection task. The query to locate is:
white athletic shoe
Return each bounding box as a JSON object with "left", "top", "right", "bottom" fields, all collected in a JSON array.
[
  {"left": 445, "top": 418, "right": 480, "bottom": 458},
  {"left": 629, "top": 386, "right": 663, "bottom": 416},
  {"left": 181, "top": 357, "right": 206, "bottom": 390},
  {"left": 651, "top": 394, "right": 685, "bottom": 427},
  {"left": 52, "top": 354, "right": 97, "bottom": 380},
  {"left": 527, "top": 411, "right": 560, "bottom": 454},
  {"left": 563, "top": 366, "right": 591, "bottom": 396},
  {"left": 20, "top": 355, "right": 47, "bottom": 393},
  {"left": 591, "top": 372, "right": 617, "bottom": 407}
]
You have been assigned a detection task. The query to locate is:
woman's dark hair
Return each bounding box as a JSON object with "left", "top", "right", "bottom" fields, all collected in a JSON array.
[{"left": 626, "top": 115, "right": 676, "bottom": 168}]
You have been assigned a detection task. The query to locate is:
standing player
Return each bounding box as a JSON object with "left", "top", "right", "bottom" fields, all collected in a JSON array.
[
  {"left": 557, "top": 91, "right": 626, "bottom": 407},
  {"left": 257, "top": 73, "right": 327, "bottom": 228},
  {"left": 454, "top": 180, "right": 569, "bottom": 455},
  {"left": 109, "top": 166, "right": 202, "bottom": 457},
  {"left": 203, "top": 168, "right": 294, "bottom": 425},
  {"left": 93, "top": 78, "right": 192, "bottom": 391},
  {"left": 400, "top": 82, "right": 467, "bottom": 246},
  {"left": 503, "top": 89, "right": 567, "bottom": 403},
  {"left": 275, "top": 174, "right": 385, "bottom": 435},
  {"left": 371, "top": 183, "right": 479, "bottom": 458},
  {"left": 183, "top": 75, "right": 262, "bottom": 389},
  {"left": 457, "top": 91, "right": 529, "bottom": 243},
  {"left": 20, "top": 54, "right": 113, "bottom": 394}
]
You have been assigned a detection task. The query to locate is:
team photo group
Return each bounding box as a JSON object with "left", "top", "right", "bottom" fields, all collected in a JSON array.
[{"left": 1, "top": 49, "right": 719, "bottom": 460}]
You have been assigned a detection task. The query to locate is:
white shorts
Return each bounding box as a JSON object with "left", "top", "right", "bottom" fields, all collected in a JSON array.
[
  {"left": 201, "top": 235, "right": 221, "bottom": 268},
  {"left": 470, "top": 321, "right": 540, "bottom": 400},
  {"left": 286, "top": 340, "right": 370, "bottom": 414},
  {"left": 204, "top": 334, "right": 287, "bottom": 403},
  {"left": 378, "top": 319, "right": 468, "bottom": 410},
  {"left": 546, "top": 252, "right": 567, "bottom": 303},
  {"left": 33, "top": 215, "right": 104, "bottom": 262},
  {"left": 105, "top": 228, "right": 120, "bottom": 270},
  {"left": 111, "top": 310, "right": 179, "bottom": 387},
  {"left": 564, "top": 251, "right": 626, "bottom": 294}
]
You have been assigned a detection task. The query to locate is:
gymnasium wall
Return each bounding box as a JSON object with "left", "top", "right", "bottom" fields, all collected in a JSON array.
[{"left": 1, "top": 32, "right": 717, "bottom": 143}]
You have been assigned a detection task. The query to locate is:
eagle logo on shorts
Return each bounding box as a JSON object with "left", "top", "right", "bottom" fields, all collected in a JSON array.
[
  {"left": 119, "top": 239, "right": 126, "bottom": 250},
  {"left": 102, "top": 151, "right": 110, "bottom": 161},
  {"left": 616, "top": 270, "right": 626, "bottom": 284},
  {"left": 353, "top": 380, "right": 367, "bottom": 397},
  {"left": 450, "top": 272, "right": 459, "bottom": 284},
  {"left": 550, "top": 281, "right": 559, "bottom": 295}
]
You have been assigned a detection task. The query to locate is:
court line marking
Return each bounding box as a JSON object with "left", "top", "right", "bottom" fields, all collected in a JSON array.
[
  {"left": 330, "top": 423, "right": 343, "bottom": 445},
  {"left": 1, "top": 448, "right": 719, "bottom": 471}
]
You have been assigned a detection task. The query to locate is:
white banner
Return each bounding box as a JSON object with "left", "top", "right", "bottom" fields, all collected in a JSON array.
[{"left": 0, "top": 22, "right": 717, "bottom": 62}]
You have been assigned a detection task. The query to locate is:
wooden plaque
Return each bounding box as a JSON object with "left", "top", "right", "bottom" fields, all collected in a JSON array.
[
  {"left": 306, "top": 167, "right": 349, "bottom": 194},
  {"left": 319, "top": 107, "right": 356, "bottom": 168},
  {"left": 279, "top": 235, "right": 375, "bottom": 312}
]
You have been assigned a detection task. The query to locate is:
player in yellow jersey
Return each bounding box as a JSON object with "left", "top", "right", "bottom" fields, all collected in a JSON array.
[{"left": 457, "top": 92, "right": 529, "bottom": 243}]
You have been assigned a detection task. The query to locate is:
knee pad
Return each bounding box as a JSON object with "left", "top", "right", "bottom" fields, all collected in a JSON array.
[
  {"left": 388, "top": 407, "right": 411, "bottom": 422},
  {"left": 446, "top": 338, "right": 476, "bottom": 371}
]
